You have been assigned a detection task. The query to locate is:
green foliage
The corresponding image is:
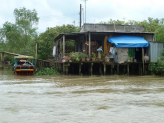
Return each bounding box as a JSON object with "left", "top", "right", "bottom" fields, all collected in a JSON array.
[
  {"left": 69, "top": 52, "right": 80, "bottom": 61},
  {"left": 155, "top": 56, "right": 164, "bottom": 74},
  {"left": 36, "top": 28, "right": 56, "bottom": 59},
  {"left": 36, "top": 67, "right": 59, "bottom": 75},
  {"left": 36, "top": 25, "right": 80, "bottom": 60},
  {"left": 80, "top": 52, "right": 87, "bottom": 58},
  {"left": 0, "top": 7, "right": 39, "bottom": 58},
  {"left": 148, "top": 56, "right": 164, "bottom": 75},
  {"left": 155, "top": 26, "right": 164, "bottom": 41},
  {"left": 100, "top": 17, "right": 164, "bottom": 41},
  {"left": 92, "top": 52, "right": 96, "bottom": 58},
  {"left": 148, "top": 62, "right": 156, "bottom": 74}
]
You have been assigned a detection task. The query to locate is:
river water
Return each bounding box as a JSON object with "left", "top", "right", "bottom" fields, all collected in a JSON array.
[{"left": 0, "top": 63, "right": 164, "bottom": 123}]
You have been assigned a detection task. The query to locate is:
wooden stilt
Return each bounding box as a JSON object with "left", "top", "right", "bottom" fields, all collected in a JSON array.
[
  {"left": 63, "top": 63, "right": 65, "bottom": 75},
  {"left": 99, "top": 64, "right": 101, "bottom": 75},
  {"left": 66, "top": 66, "right": 68, "bottom": 75},
  {"left": 63, "top": 35, "right": 65, "bottom": 56},
  {"left": 124, "top": 65, "right": 126, "bottom": 74},
  {"left": 1, "top": 52, "right": 4, "bottom": 62},
  {"left": 111, "top": 65, "right": 113, "bottom": 75},
  {"left": 117, "top": 64, "right": 119, "bottom": 75},
  {"left": 89, "top": 32, "right": 91, "bottom": 59},
  {"left": 104, "top": 64, "right": 106, "bottom": 75},
  {"left": 132, "top": 65, "right": 134, "bottom": 75},
  {"left": 79, "top": 63, "right": 81, "bottom": 75},
  {"left": 91, "top": 63, "right": 93, "bottom": 75},
  {"left": 60, "top": 39, "right": 62, "bottom": 51},
  {"left": 127, "top": 64, "right": 129, "bottom": 75},
  {"left": 139, "top": 64, "right": 141, "bottom": 75}
]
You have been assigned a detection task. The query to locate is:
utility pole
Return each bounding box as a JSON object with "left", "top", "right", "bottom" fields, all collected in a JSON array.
[
  {"left": 80, "top": 4, "right": 82, "bottom": 27},
  {"left": 82, "top": 0, "right": 88, "bottom": 23},
  {"left": 82, "top": 7, "right": 84, "bottom": 25}
]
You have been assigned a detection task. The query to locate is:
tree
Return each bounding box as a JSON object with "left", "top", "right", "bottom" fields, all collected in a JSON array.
[
  {"left": 99, "top": 17, "right": 164, "bottom": 41},
  {"left": 36, "top": 24, "right": 80, "bottom": 59},
  {"left": 0, "top": 7, "right": 39, "bottom": 56},
  {"left": 14, "top": 7, "right": 39, "bottom": 46},
  {"left": 155, "top": 26, "right": 164, "bottom": 41}
]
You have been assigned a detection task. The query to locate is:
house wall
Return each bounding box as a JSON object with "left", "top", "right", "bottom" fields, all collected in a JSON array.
[
  {"left": 80, "top": 24, "right": 145, "bottom": 33},
  {"left": 117, "top": 48, "right": 128, "bottom": 63},
  {"left": 142, "top": 34, "right": 154, "bottom": 41},
  {"left": 148, "top": 42, "right": 163, "bottom": 62}
]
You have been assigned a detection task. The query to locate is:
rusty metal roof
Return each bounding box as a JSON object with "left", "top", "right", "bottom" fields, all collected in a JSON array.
[{"left": 54, "top": 31, "right": 155, "bottom": 41}]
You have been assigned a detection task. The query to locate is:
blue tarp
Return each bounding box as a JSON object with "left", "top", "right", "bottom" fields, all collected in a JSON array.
[{"left": 107, "top": 36, "right": 149, "bottom": 48}]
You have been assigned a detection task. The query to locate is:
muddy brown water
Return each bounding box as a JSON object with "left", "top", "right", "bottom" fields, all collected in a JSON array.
[{"left": 0, "top": 63, "right": 164, "bottom": 123}]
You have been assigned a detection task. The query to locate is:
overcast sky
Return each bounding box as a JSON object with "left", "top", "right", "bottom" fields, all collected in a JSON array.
[{"left": 0, "top": 0, "right": 164, "bottom": 33}]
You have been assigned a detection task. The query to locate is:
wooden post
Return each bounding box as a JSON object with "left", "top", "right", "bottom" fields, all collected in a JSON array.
[
  {"left": 99, "top": 64, "right": 102, "bottom": 75},
  {"left": 104, "top": 64, "right": 106, "bottom": 75},
  {"left": 91, "top": 63, "right": 93, "bottom": 75},
  {"left": 79, "top": 63, "right": 81, "bottom": 75},
  {"left": 142, "top": 47, "right": 144, "bottom": 74},
  {"left": 63, "top": 35, "right": 65, "bottom": 56},
  {"left": 89, "top": 32, "right": 91, "bottom": 59},
  {"left": 124, "top": 65, "right": 126, "bottom": 74},
  {"left": 117, "top": 64, "right": 119, "bottom": 75},
  {"left": 1, "top": 52, "right": 4, "bottom": 62},
  {"left": 63, "top": 63, "right": 65, "bottom": 75},
  {"left": 111, "top": 65, "right": 113, "bottom": 75},
  {"left": 66, "top": 66, "right": 68, "bottom": 75},
  {"left": 35, "top": 43, "right": 37, "bottom": 70},
  {"left": 132, "top": 65, "right": 134, "bottom": 75},
  {"left": 56, "top": 40, "right": 58, "bottom": 60},
  {"left": 139, "top": 64, "right": 141, "bottom": 75},
  {"left": 127, "top": 64, "right": 129, "bottom": 75},
  {"left": 60, "top": 39, "right": 62, "bottom": 51}
]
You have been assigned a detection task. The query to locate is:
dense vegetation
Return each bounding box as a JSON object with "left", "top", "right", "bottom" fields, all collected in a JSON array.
[
  {"left": 36, "top": 67, "right": 59, "bottom": 75},
  {"left": 0, "top": 7, "right": 80, "bottom": 62},
  {"left": 36, "top": 25, "right": 80, "bottom": 59},
  {"left": 148, "top": 56, "right": 164, "bottom": 75},
  {"left": 100, "top": 18, "right": 164, "bottom": 41}
]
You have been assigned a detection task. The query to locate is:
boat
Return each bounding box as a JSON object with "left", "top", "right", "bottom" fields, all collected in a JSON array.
[{"left": 14, "top": 55, "right": 35, "bottom": 75}]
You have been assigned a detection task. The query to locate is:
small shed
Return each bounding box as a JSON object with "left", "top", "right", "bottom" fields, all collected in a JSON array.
[
  {"left": 148, "top": 41, "right": 163, "bottom": 62},
  {"left": 107, "top": 35, "right": 149, "bottom": 63}
]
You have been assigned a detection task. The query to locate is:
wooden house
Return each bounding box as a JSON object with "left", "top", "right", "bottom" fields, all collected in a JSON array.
[{"left": 53, "top": 24, "right": 163, "bottom": 75}]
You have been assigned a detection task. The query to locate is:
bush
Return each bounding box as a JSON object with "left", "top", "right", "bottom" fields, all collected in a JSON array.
[
  {"left": 148, "top": 62, "right": 156, "bottom": 74},
  {"left": 148, "top": 56, "right": 164, "bottom": 75},
  {"left": 36, "top": 67, "right": 59, "bottom": 75}
]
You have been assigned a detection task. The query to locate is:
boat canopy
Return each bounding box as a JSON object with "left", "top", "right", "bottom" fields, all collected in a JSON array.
[
  {"left": 107, "top": 36, "right": 149, "bottom": 48},
  {"left": 14, "top": 55, "right": 34, "bottom": 59},
  {"left": 14, "top": 55, "right": 34, "bottom": 66}
]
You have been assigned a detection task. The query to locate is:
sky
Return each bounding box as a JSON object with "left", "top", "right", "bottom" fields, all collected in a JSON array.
[{"left": 0, "top": 0, "right": 164, "bottom": 33}]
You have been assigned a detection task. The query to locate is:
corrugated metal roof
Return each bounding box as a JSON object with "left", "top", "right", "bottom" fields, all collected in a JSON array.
[{"left": 54, "top": 31, "right": 155, "bottom": 41}]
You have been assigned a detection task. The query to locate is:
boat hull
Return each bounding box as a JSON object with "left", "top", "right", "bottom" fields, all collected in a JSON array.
[{"left": 14, "top": 66, "right": 34, "bottom": 75}]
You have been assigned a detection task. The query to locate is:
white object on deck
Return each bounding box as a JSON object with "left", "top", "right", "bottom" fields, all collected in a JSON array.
[{"left": 53, "top": 46, "right": 56, "bottom": 57}]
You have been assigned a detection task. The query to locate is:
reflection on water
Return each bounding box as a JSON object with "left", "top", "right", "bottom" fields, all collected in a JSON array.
[{"left": 0, "top": 63, "right": 164, "bottom": 123}]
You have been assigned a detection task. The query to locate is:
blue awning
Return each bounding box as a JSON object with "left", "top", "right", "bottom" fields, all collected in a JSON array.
[{"left": 107, "top": 36, "right": 149, "bottom": 48}]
